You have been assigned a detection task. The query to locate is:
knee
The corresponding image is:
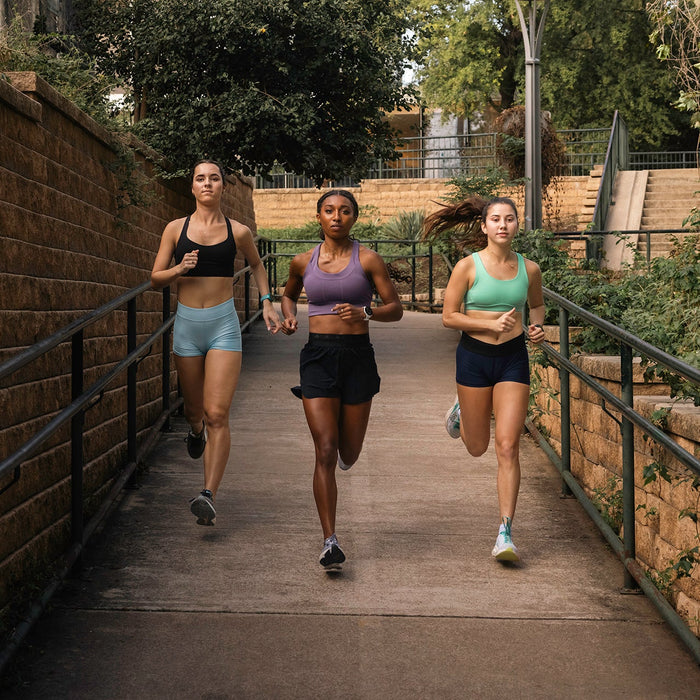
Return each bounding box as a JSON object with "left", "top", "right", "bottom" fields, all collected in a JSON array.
[
  {"left": 315, "top": 437, "right": 338, "bottom": 468},
  {"left": 495, "top": 437, "right": 520, "bottom": 463},
  {"left": 203, "top": 406, "right": 229, "bottom": 431}
]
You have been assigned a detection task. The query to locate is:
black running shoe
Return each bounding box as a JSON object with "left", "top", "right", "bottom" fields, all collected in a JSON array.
[
  {"left": 189, "top": 489, "right": 216, "bottom": 526},
  {"left": 290, "top": 385, "right": 303, "bottom": 399},
  {"left": 319, "top": 534, "right": 346, "bottom": 571},
  {"left": 185, "top": 422, "right": 206, "bottom": 459}
]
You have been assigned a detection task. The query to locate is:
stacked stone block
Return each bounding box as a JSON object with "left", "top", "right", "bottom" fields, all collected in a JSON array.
[{"left": 0, "top": 72, "right": 257, "bottom": 623}]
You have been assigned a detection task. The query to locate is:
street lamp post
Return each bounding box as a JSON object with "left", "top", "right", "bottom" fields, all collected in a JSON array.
[{"left": 515, "top": 0, "right": 550, "bottom": 231}]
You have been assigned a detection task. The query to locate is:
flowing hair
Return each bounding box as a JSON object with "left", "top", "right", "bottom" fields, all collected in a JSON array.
[{"left": 422, "top": 196, "right": 518, "bottom": 250}]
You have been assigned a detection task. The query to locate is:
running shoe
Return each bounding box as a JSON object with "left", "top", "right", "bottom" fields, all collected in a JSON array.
[
  {"left": 445, "top": 398, "right": 461, "bottom": 439},
  {"left": 319, "top": 534, "right": 346, "bottom": 571},
  {"left": 290, "top": 385, "right": 303, "bottom": 399},
  {"left": 337, "top": 451, "right": 353, "bottom": 471},
  {"left": 189, "top": 489, "right": 216, "bottom": 526},
  {"left": 492, "top": 527, "right": 519, "bottom": 562},
  {"left": 185, "top": 421, "right": 207, "bottom": 459}
]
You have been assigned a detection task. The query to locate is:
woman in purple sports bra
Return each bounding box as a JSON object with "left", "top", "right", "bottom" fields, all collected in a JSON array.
[
  {"left": 281, "top": 189, "right": 403, "bottom": 571},
  {"left": 423, "top": 195, "right": 545, "bottom": 563},
  {"left": 151, "top": 160, "right": 282, "bottom": 527}
]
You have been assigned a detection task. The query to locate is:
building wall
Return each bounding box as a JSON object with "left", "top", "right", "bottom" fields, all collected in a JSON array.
[{"left": 0, "top": 72, "right": 257, "bottom": 622}]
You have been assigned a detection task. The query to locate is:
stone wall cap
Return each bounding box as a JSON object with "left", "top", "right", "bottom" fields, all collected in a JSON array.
[{"left": 0, "top": 75, "right": 42, "bottom": 121}]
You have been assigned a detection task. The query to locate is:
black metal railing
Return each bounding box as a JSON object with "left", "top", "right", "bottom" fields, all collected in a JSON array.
[
  {"left": 254, "top": 121, "right": 695, "bottom": 189},
  {"left": 266, "top": 238, "right": 449, "bottom": 312},
  {"left": 528, "top": 287, "right": 700, "bottom": 664},
  {"left": 0, "top": 241, "right": 272, "bottom": 673}
]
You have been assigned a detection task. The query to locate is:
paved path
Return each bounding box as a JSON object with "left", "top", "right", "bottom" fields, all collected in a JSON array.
[{"left": 4, "top": 310, "right": 700, "bottom": 698}]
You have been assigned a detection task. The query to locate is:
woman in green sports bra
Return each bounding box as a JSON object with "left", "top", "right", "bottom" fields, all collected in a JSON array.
[{"left": 422, "top": 196, "right": 546, "bottom": 563}]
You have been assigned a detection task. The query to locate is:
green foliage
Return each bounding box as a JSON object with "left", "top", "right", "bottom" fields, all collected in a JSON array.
[
  {"left": 381, "top": 210, "right": 426, "bottom": 241},
  {"left": 74, "top": 0, "right": 417, "bottom": 183},
  {"left": 0, "top": 15, "right": 117, "bottom": 127},
  {"left": 409, "top": 0, "right": 691, "bottom": 150},
  {"left": 592, "top": 476, "right": 624, "bottom": 534}
]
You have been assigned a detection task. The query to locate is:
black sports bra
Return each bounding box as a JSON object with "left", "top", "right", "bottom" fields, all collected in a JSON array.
[{"left": 173, "top": 216, "right": 237, "bottom": 278}]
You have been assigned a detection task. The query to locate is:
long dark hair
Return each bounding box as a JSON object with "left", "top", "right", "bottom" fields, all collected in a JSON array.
[{"left": 422, "top": 196, "right": 518, "bottom": 250}]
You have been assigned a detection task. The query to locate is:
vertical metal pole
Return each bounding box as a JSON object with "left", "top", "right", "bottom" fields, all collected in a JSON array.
[
  {"left": 162, "top": 286, "right": 171, "bottom": 431},
  {"left": 428, "top": 245, "right": 434, "bottom": 311},
  {"left": 620, "top": 342, "right": 638, "bottom": 591},
  {"left": 70, "top": 330, "right": 84, "bottom": 560},
  {"left": 411, "top": 242, "right": 417, "bottom": 307},
  {"left": 244, "top": 261, "right": 251, "bottom": 324},
  {"left": 559, "top": 308, "right": 572, "bottom": 496},
  {"left": 127, "top": 299, "right": 138, "bottom": 488},
  {"left": 516, "top": 1, "right": 549, "bottom": 231}
]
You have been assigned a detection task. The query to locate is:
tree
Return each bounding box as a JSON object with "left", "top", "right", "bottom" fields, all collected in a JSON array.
[
  {"left": 410, "top": 0, "right": 691, "bottom": 149},
  {"left": 647, "top": 0, "right": 700, "bottom": 130},
  {"left": 410, "top": 0, "right": 522, "bottom": 116},
  {"left": 75, "top": 0, "right": 417, "bottom": 183}
]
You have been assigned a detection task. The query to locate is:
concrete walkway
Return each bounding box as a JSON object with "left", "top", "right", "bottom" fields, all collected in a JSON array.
[{"left": 4, "top": 310, "right": 700, "bottom": 699}]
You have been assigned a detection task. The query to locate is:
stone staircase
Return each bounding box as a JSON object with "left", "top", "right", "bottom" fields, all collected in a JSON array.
[
  {"left": 638, "top": 169, "right": 699, "bottom": 259},
  {"left": 579, "top": 167, "right": 699, "bottom": 261}
]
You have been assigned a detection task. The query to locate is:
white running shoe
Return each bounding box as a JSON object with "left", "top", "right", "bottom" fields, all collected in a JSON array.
[
  {"left": 445, "top": 399, "right": 461, "bottom": 439},
  {"left": 337, "top": 451, "right": 353, "bottom": 471},
  {"left": 492, "top": 528, "right": 520, "bottom": 562}
]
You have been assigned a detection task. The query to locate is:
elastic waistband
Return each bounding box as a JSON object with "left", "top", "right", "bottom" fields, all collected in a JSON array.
[
  {"left": 460, "top": 332, "right": 526, "bottom": 357},
  {"left": 176, "top": 298, "right": 235, "bottom": 321},
  {"left": 307, "top": 332, "right": 371, "bottom": 347}
]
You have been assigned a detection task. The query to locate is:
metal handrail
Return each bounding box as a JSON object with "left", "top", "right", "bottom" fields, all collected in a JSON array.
[
  {"left": 0, "top": 241, "right": 272, "bottom": 675},
  {"left": 529, "top": 286, "right": 700, "bottom": 664}
]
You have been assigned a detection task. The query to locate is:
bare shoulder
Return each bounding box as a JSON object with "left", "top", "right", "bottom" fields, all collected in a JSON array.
[
  {"left": 523, "top": 257, "right": 542, "bottom": 275},
  {"left": 357, "top": 245, "right": 386, "bottom": 271},
  {"left": 455, "top": 253, "right": 476, "bottom": 273},
  {"left": 229, "top": 218, "right": 253, "bottom": 242},
  {"left": 290, "top": 248, "right": 314, "bottom": 274}
]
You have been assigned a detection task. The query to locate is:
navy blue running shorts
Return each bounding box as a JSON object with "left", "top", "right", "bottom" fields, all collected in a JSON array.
[
  {"left": 299, "top": 333, "right": 380, "bottom": 404},
  {"left": 456, "top": 332, "right": 530, "bottom": 388}
]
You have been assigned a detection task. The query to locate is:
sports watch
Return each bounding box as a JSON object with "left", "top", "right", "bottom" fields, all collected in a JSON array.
[{"left": 362, "top": 306, "right": 373, "bottom": 321}]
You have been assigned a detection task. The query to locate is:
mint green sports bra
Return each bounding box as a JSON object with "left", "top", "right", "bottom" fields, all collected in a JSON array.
[{"left": 463, "top": 252, "right": 529, "bottom": 315}]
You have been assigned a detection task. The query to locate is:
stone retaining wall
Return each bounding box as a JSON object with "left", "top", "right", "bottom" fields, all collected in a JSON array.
[
  {"left": 531, "top": 335, "right": 700, "bottom": 634},
  {"left": 0, "top": 72, "right": 258, "bottom": 622},
  {"left": 253, "top": 176, "right": 589, "bottom": 233}
]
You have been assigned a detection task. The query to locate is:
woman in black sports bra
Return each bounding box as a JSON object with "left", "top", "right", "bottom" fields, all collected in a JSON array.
[{"left": 151, "top": 160, "right": 282, "bottom": 526}]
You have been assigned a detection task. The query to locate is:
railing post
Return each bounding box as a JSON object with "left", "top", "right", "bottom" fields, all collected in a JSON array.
[
  {"left": 620, "top": 342, "right": 638, "bottom": 591},
  {"left": 70, "top": 330, "right": 84, "bottom": 561},
  {"left": 127, "top": 298, "right": 138, "bottom": 488},
  {"left": 162, "top": 287, "right": 171, "bottom": 432},
  {"left": 428, "top": 245, "right": 434, "bottom": 311},
  {"left": 559, "top": 308, "right": 572, "bottom": 496},
  {"left": 244, "top": 259, "right": 251, "bottom": 324},
  {"left": 411, "top": 241, "right": 417, "bottom": 306}
]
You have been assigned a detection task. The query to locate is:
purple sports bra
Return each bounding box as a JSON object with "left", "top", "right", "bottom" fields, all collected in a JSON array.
[{"left": 303, "top": 240, "right": 373, "bottom": 316}]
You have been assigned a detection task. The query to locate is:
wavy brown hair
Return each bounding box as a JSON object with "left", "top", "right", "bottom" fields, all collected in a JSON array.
[{"left": 422, "top": 196, "right": 518, "bottom": 250}]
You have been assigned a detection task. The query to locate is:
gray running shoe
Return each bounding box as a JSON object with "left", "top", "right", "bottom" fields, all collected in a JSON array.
[
  {"left": 189, "top": 489, "right": 216, "bottom": 526},
  {"left": 319, "top": 534, "right": 346, "bottom": 571}
]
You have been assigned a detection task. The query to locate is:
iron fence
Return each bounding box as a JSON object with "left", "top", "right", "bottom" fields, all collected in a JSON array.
[{"left": 255, "top": 128, "right": 697, "bottom": 189}]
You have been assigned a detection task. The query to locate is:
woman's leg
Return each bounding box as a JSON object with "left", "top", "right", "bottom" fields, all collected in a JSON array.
[
  {"left": 337, "top": 400, "right": 373, "bottom": 467},
  {"left": 491, "top": 381, "right": 530, "bottom": 522},
  {"left": 456, "top": 384, "right": 494, "bottom": 457},
  {"left": 174, "top": 354, "right": 206, "bottom": 436},
  {"left": 303, "top": 397, "right": 342, "bottom": 538},
  {"left": 197, "top": 349, "right": 242, "bottom": 497}
]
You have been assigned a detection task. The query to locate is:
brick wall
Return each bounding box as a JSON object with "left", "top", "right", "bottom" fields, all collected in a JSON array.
[
  {"left": 0, "top": 72, "right": 257, "bottom": 621},
  {"left": 531, "top": 338, "right": 700, "bottom": 634},
  {"left": 253, "top": 175, "right": 589, "bottom": 233}
]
